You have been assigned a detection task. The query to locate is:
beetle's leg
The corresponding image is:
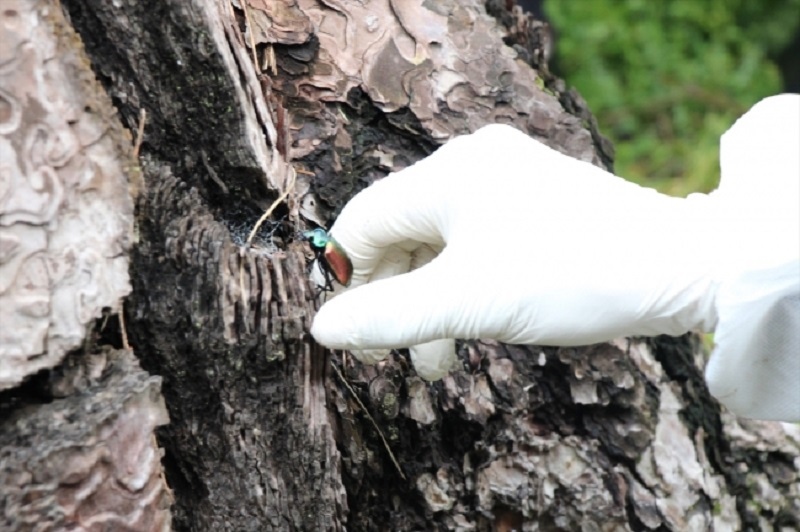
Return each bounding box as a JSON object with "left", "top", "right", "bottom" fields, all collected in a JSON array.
[
  {"left": 320, "top": 263, "right": 337, "bottom": 301},
  {"left": 308, "top": 249, "right": 327, "bottom": 298},
  {"left": 315, "top": 254, "right": 336, "bottom": 297}
]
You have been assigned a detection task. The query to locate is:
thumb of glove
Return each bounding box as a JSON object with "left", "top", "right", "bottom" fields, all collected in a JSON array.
[{"left": 311, "top": 253, "right": 466, "bottom": 376}]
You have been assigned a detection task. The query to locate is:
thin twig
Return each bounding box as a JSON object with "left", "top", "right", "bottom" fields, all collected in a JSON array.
[
  {"left": 266, "top": 45, "right": 277, "bottom": 75},
  {"left": 330, "top": 359, "right": 406, "bottom": 480},
  {"left": 133, "top": 108, "right": 146, "bottom": 158},
  {"left": 119, "top": 109, "right": 148, "bottom": 352},
  {"left": 239, "top": 166, "right": 297, "bottom": 327},
  {"left": 245, "top": 166, "right": 296, "bottom": 246},
  {"left": 237, "top": 247, "right": 251, "bottom": 335},
  {"left": 119, "top": 311, "right": 131, "bottom": 351},
  {"left": 201, "top": 150, "right": 229, "bottom": 194}
]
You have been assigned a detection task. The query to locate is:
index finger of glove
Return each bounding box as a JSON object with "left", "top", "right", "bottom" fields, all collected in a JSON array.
[{"left": 328, "top": 153, "right": 453, "bottom": 285}]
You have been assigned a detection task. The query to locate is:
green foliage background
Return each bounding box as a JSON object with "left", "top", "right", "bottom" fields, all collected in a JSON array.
[{"left": 546, "top": 0, "right": 800, "bottom": 196}]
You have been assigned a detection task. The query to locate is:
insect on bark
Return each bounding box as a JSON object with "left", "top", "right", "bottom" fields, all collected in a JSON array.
[{"left": 302, "top": 228, "right": 353, "bottom": 293}]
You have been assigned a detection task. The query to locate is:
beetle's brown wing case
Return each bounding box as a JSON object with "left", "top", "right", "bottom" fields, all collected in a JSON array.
[{"left": 324, "top": 239, "right": 353, "bottom": 286}]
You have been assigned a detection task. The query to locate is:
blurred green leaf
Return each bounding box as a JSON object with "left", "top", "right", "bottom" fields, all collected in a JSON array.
[{"left": 546, "top": 0, "right": 799, "bottom": 196}]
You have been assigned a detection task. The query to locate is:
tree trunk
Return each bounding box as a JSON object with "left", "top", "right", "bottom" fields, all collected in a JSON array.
[
  {"left": 2, "top": 0, "right": 798, "bottom": 531},
  {"left": 0, "top": 1, "right": 171, "bottom": 530}
]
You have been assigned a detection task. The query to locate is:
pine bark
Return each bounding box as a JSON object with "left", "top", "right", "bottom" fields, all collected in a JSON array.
[{"left": 1, "top": 1, "right": 798, "bottom": 531}]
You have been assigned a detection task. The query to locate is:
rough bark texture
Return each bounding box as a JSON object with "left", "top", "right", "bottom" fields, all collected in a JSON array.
[
  {"left": 0, "top": 1, "right": 171, "bottom": 529},
  {"left": 2, "top": 0, "right": 799, "bottom": 531},
  {"left": 1, "top": 348, "right": 172, "bottom": 531},
  {"left": 0, "top": 0, "right": 135, "bottom": 390}
]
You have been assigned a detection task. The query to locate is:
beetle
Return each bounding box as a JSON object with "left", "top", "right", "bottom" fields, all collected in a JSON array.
[{"left": 302, "top": 228, "right": 353, "bottom": 293}]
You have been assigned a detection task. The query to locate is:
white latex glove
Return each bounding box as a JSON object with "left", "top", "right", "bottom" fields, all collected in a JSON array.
[
  {"left": 311, "top": 95, "right": 799, "bottom": 421},
  {"left": 703, "top": 94, "right": 799, "bottom": 421}
]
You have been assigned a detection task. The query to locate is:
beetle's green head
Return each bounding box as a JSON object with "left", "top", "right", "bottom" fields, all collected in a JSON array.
[{"left": 302, "top": 228, "right": 330, "bottom": 250}]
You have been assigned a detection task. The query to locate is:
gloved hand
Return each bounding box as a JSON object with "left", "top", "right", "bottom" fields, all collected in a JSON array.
[{"left": 310, "top": 95, "right": 799, "bottom": 421}]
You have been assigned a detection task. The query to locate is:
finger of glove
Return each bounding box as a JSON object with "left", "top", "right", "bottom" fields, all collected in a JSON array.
[
  {"left": 368, "top": 242, "right": 443, "bottom": 284},
  {"left": 312, "top": 245, "right": 413, "bottom": 305},
  {"left": 311, "top": 250, "right": 506, "bottom": 349},
  {"left": 328, "top": 124, "right": 549, "bottom": 286},
  {"left": 341, "top": 247, "right": 413, "bottom": 363},
  {"left": 720, "top": 94, "right": 799, "bottom": 203},
  {"left": 315, "top": 238, "right": 441, "bottom": 300},
  {"left": 350, "top": 348, "right": 391, "bottom": 365},
  {"left": 327, "top": 138, "right": 483, "bottom": 286},
  {"left": 349, "top": 340, "right": 457, "bottom": 378},
  {"left": 410, "top": 339, "right": 457, "bottom": 381},
  {"left": 334, "top": 241, "right": 446, "bottom": 365}
]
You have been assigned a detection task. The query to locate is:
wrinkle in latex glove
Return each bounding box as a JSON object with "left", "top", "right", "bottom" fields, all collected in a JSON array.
[
  {"left": 313, "top": 124, "right": 722, "bottom": 350},
  {"left": 311, "top": 95, "right": 800, "bottom": 422}
]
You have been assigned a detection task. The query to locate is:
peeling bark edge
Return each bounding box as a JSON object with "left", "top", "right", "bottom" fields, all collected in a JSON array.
[{"left": 0, "top": 0, "right": 136, "bottom": 389}]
